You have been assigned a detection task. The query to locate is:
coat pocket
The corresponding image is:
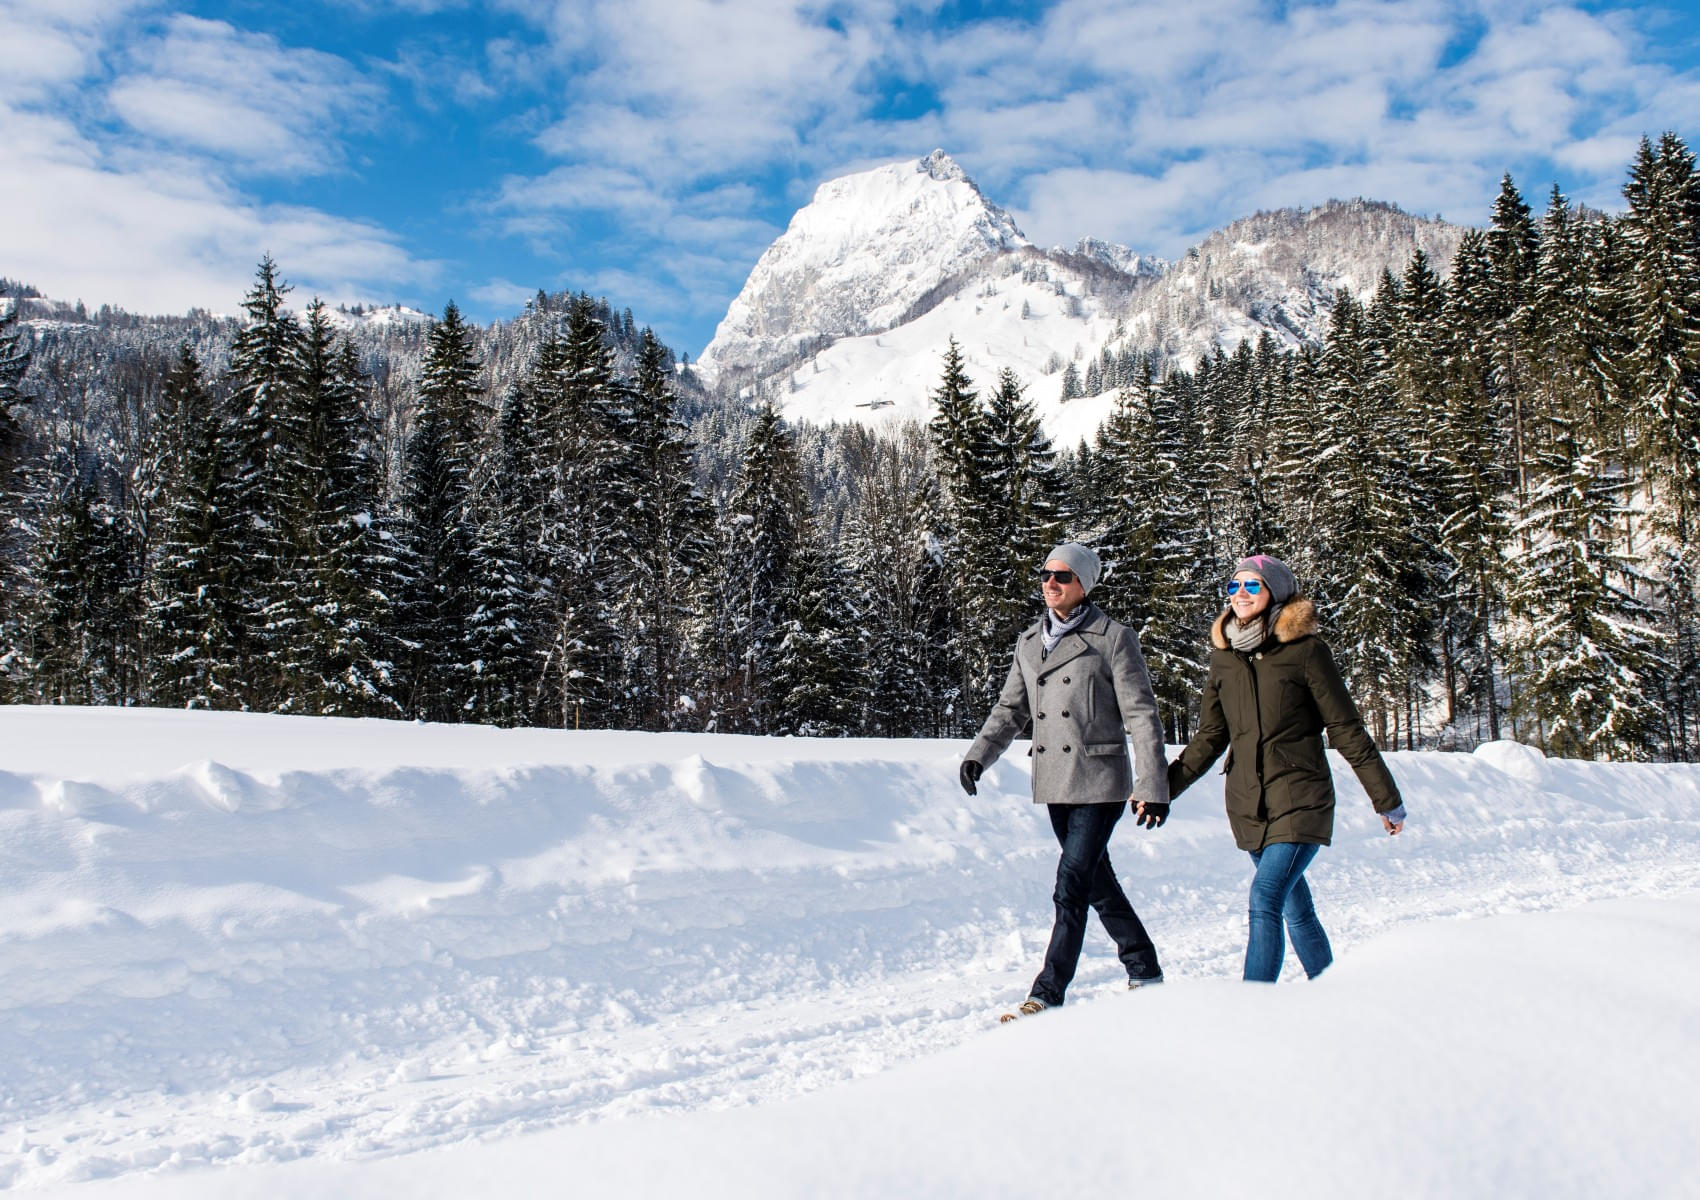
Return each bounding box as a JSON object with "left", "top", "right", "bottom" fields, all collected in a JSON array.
[{"left": 1083, "top": 741, "right": 1127, "bottom": 757}]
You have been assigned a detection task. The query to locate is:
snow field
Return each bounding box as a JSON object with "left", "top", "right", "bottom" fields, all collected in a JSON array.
[
  {"left": 2, "top": 706, "right": 1698, "bottom": 1192},
  {"left": 43, "top": 892, "right": 1700, "bottom": 1200}
]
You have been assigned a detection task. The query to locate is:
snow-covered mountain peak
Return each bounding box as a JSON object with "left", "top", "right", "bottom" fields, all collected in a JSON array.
[
  {"left": 698, "top": 151, "right": 1029, "bottom": 380},
  {"left": 919, "top": 147, "right": 968, "bottom": 183}
]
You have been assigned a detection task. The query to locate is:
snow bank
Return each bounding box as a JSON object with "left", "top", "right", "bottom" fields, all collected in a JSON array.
[{"left": 2, "top": 707, "right": 1698, "bottom": 1192}]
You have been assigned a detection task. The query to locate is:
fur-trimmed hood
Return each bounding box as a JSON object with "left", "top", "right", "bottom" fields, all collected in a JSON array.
[{"left": 1210, "top": 596, "right": 1318, "bottom": 651}]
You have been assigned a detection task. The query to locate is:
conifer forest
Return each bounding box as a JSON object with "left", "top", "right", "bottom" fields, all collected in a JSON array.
[{"left": 2, "top": 135, "right": 1698, "bottom": 762}]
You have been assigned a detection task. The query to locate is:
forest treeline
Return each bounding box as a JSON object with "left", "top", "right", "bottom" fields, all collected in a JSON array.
[{"left": 0, "top": 134, "right": 1696, "bottom": 761}]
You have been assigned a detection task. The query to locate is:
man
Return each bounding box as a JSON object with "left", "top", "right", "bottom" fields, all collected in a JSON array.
[{"left": 959, "top": 542, "right": 1170, "bottom": 1020}]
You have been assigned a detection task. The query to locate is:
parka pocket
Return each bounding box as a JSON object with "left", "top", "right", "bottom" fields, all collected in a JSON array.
[{"left": 1274, "top": 740, "right": 1330, "bottom": 780}]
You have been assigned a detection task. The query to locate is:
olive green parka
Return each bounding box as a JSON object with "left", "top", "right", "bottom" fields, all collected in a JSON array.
[{"left": 1168, "top": 598, "right": 1403, "bottom": 851}]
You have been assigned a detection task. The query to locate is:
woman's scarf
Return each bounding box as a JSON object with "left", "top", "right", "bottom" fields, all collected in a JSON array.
[{"left": 1226, "top": 602, "right": 1284, "bottom": 653}]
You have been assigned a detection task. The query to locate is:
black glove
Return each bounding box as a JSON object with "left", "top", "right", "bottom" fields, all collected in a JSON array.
[
  {"left": 959, "top": 760, "right": 983, "bottom": 796},
  {"left": 1134, "top": 800, "right": 1169, "bottom": 829}
]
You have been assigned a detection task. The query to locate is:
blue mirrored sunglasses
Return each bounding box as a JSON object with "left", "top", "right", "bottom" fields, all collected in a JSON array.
[{"left": 1226, "top": 579, "right": 1263, "bottom": 596}]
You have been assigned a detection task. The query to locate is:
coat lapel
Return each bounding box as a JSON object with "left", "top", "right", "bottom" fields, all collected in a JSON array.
[{"left": 1033, "top": 609, "right": 1106, "bottom": 677}]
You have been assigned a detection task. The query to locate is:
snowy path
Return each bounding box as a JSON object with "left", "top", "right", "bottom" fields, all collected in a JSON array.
[{"left": 2, "top": 709, "right": 1698, "bottom": 1191}]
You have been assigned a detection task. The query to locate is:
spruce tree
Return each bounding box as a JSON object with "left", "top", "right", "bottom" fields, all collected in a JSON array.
[
  {"left": 1505, "top": 412, "right": 1667, "bottom": 759},
  {"left": 394, "top": 301, "right": 483, "bottom": 722},
  {"left": 1487, "top": 174, "right": 1541, "bottom": 509},
  {"left": 141, "top": 345, "right": 245, "bottom": 708},
  {"left": 532, "top": 296, "right": 639, "bottom": 729},
  {"left": 0, "top": 298, "right": 33, "bottom": 699},
  {"left": 770, "top": 521, "right": 865, "bottom": 737},
  {"left": 21, "top": 456, "right": 135, "bottom": 705},
  {"left": 958, "top": 368, "right": 1063, "bottom": 721},
  {"left": 465, "top": 386, "right": 542, "bottom": 727},
  {"left": 271, "top": 300, "right": 395, "bottom": 716},
  {"left": 1435, "top": 231, "right": 1514, "bottom": 742},
  {"left": 624, "top": 330, "right": 710, "bottom": 729},
  {"left": 1619, "top": 134, "right": 1700, "bottom": 757},
  {"left": 224, "top": 256, "right": 303, "bottom": 707}
]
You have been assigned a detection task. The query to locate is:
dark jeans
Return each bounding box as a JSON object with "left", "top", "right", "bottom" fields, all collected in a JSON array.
[
  {"left": 1029, "top": 801, "right": 1162, "bottom": 1006},
  {"left": 1244, "top": 842, "right": 1333, "bottom": 983}
]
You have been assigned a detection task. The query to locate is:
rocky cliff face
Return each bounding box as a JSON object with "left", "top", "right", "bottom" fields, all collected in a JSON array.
[{"left": 696, "top": 150, "right": 1027, "bottom": 381}]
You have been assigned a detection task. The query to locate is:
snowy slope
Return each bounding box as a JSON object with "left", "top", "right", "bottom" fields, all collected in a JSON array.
[
  {"left": 2, "top": 707, "right": 1698, "bottom": 1193},
  {"left": 697, "top": 154, "right": 1464, "bottom": 440},
  {"left": 762, "top": 249, "right": 1128, "bottom": 447}
]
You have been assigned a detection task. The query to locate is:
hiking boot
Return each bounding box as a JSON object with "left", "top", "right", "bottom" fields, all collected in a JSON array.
[
  {"left": 999, "top": 998, "right": 1048, "bottom": 1023},
  {"left": 1128, "top": 975, "right": 1164, "bottom": 991}
]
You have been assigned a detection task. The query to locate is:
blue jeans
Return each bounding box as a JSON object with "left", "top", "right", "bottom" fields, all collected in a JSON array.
[
  {"left": 1029, "top": 802, "right": 1163, "bottom": 1006},
  {"left": 1244, "top": 842, "right": 1333, "bottom": 983}
]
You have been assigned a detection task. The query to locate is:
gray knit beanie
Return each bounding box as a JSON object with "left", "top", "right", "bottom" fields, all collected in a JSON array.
[
  {"left": 1042, "top": 542, "right": 1102, "bottom": 595},
  {"left": 1233, "top": 554, "right": 1297, "bottom": 602}
]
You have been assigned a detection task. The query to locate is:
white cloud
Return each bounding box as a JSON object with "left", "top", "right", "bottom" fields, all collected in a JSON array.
[
  {"left": 108, "top": 15, "right": 384, "bottom": 174},
  {"left": 0, "top": 4, "right": 433, "bottom": 316}
]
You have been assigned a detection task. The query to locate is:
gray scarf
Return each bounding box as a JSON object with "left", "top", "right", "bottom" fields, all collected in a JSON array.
[
  {"left": 1041, "top": 602, "right": 1094, "bottom": 657},
  {"left": 1226, "top": 603, "right": 1284, "bottom": 653}
]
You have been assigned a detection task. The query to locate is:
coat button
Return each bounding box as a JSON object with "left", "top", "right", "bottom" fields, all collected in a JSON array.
[
  {"left": 1036, "top": 745, "right": 1047, "bottom": 753},
  {"left": 1037, "top": 712, "right": 1047, "bottom": 720},
  {"left": 1063, "top": 677, "right": 1071, "bottom": 684},
  {"left": 1038, "top": 679, "right": 1046, "bottom": 687},
  {"left": 1061, "top": 709, "right": 1070, "bottom": 718},
  {"left": 1063, "top": 745, "right": 1072, "bottom": 753}
]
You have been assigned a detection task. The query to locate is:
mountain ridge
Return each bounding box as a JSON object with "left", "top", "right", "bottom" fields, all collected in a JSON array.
[{"left": 698, "top": 152, "right": 1466, "bottom": 435}]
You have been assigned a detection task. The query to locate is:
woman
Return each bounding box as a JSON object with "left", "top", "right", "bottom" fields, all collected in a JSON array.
[{"left": 1142, "top": 554, "right": 1406, "bottom": 982}]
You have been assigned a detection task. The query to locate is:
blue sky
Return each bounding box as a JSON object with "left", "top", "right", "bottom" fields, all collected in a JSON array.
[{"left": 3, "top": 0, "right": 1698, "bottom": 357}]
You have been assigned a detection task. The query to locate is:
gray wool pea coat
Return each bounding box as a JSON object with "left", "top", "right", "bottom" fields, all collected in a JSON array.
[{"left": 965, "top": 605, "right": 1171, "bottom": 808}]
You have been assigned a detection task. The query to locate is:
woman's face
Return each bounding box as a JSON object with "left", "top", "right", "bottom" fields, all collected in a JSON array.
[{"left": 1229, "top": 570, "right": 1272, "bottom": 621}]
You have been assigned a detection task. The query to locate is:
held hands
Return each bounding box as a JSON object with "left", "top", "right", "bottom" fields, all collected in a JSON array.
[
  {"left": 1133, "top": 799, "right": 1169, "bottom": 829},
  {"left": 959, "top": 760, "right": 983, "bottom": 796}
]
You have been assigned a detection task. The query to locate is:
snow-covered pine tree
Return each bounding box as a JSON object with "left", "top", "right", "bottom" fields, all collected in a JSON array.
[
  {"left": 19, "top": 455, "right": 135, "bottom": 705},
  {"left": 394, "top": 301, "right": 483, "bottom": 722},
  {"left": 1384, "top": 254, "right": 1452, "bottom": 744},
  {"left": 465, "top": 385, "right": 543, "bottom": 727},
  {"left": 1308, "top": 288, "right": 1431, "bottom": 745},
  {"left": 222, "top": 256, "right": 303, "bottom": 707},
  {"left": 0, "top": 297, "right": 34, "bottom": 698},
  {"left": 957, "top": 367, "right": 1063, "bottom": 720},
  {"left": 691, "top": 401, "right": 805, "bottom": 732},
  {"left": 269, "top": 300, "right": 396, "bottom": 717},
  {"left": 1619, "top": 133, "right": 1700, "bottom": 757},
  {"left": 840, "top": 427, "right": 955, "bottom": 737},
  {"left": 1434, "top": 231, "right": 1514, "bottom": 742},
  {"left": 1059, "top": 361, "right": 1082, "bottom": 402},
  {"left": 1505, "top": 410, "right": 1667, "bottom": 759},
  {"left": 769, "top": 519, "right": 865, "bottom": 737},
  {"left": 533, "top": 295, "right": 639, "bottom": 730},
  {"left": 1091, "top": 372, "right": 1208, "bottom": 739},
  {"left": 924, "top": 338, "right": 983, "bottom": 729},
  {"left": 1219, "top": 335, "right": 1286, "bottom": 559},
  {"left": 623, "top": 329, "right": 710, "bottom": 730},
  {"left": 927, "top": 337, "right": 981, "bottom": 525},
  {"left": 1487, "top": 174, "right": 1541, "bottom": 510},
  {"left": 141, "top": 344, "right": 245, "bottom": 708}
]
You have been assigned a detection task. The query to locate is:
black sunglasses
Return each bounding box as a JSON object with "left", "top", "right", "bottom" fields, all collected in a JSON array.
[{"left": 1037, "top": 569, "right": 1078, "bottom": 585}]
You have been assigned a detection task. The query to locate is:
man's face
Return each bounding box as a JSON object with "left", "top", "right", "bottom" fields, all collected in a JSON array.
[{"left": 1040, "top": 559, "right": 1086, "bottom": 614}]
